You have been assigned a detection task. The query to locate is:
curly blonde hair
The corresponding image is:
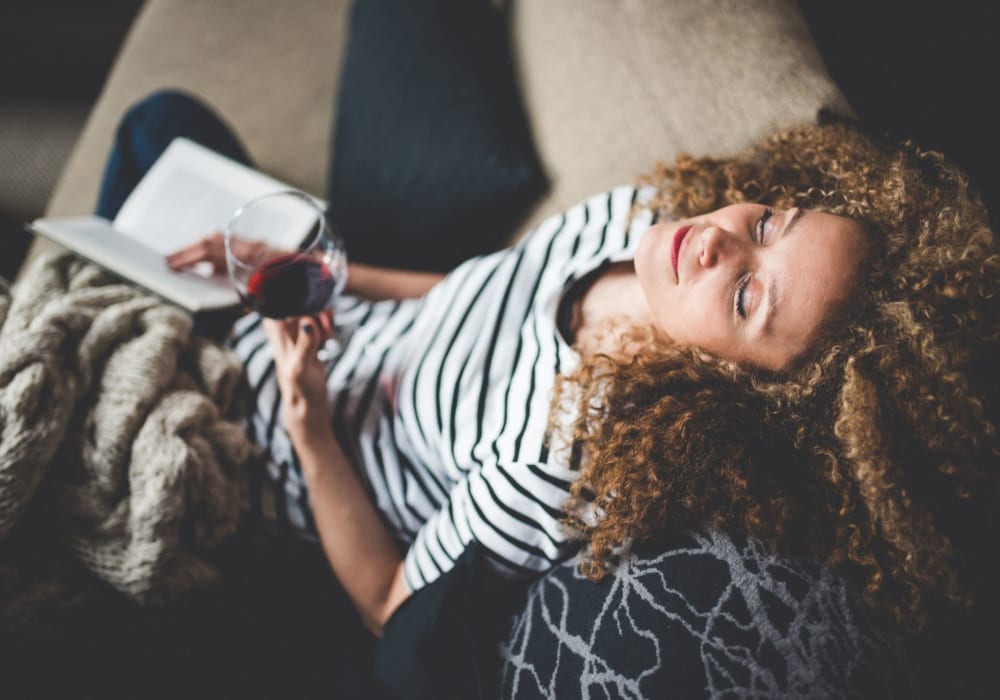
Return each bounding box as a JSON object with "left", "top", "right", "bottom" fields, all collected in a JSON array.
[{"left": 557, "top": 121, "right": 1000, "bottom": 631}]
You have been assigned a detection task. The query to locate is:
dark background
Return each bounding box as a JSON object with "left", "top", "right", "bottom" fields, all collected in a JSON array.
[
  {"left": 0, "top": 0, "right": 143, "bottom": 281},
  {"left": 0, "top": 0, "right": 142, "bottom": 100},
  {"left": 799, "top": 2, "right": 999, "bottom": 229}
]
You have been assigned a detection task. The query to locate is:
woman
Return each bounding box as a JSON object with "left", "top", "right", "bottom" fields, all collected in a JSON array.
[
  {"left": 127, "top": 91, "right": 998, "bottom": 638},
  {"left": 559, "top": 124, "right": 1000, "bottom": 635}
]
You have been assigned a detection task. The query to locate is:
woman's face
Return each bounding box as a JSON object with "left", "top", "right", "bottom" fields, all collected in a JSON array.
[{"left": 634, "top": 203, "right": 864, "bottom": 371}]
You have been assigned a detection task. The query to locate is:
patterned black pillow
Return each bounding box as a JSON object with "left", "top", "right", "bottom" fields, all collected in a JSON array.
[
  {"left": 500, "top": 529, "right": 916, "bottom": 699},
  {"left": 327, "top": 0, "right": 548, "bottom": 273}
]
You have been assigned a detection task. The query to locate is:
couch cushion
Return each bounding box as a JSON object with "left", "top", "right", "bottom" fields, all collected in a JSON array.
[{"left": 500, "top": 529, "right": 915, "bottom": 698}]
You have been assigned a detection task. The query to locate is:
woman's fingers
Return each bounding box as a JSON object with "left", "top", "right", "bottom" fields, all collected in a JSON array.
[
  {"left": 296, "top": 317, "right": 319, "bottom": 359},
  {"left": 166, "top": 232, "right": 227, "bottom": 272},
  {"left": 263, "top": 316, "right": 323, "bottom": 380},
  {"left": 262, "top": 315, "right": 332, "bottom": 359},
  {"left": 262, "top": 317, "right": 294, "bottom": 356},
  {"left": 313, "top": 309, "right": 334, "bottom": 342},
  {"left": 261, "top": 314, "right": 333, "bottom": 442},
  {"left": 231, "top": 237, "right": 280, "bottom": 263},
  {"left": 166, "top": 235, "right": 292, "bottom": 279}
]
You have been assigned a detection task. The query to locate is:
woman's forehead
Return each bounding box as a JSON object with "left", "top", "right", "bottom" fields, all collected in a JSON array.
[{"left": 758, "top": 210, "right": 864, "bottom": 370}]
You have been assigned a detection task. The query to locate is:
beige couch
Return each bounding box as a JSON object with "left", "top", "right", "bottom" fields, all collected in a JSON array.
[{"left": 29, "top": 0, "right": 849, "bottom": 274}]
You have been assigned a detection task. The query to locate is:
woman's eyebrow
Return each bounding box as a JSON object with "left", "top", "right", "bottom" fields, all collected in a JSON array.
[
  {"left": 783, "top": 207, "right": 806, "bottom": 238},
  {"left": 760, "top": 209, "right": 805, "bottom": 335},
  {"left": 763, "top": 278, "right": 778, "bottom": 336}
]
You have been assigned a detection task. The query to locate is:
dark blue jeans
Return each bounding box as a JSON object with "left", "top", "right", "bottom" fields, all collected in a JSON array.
[{"left": 96, "top": 89, "right": 251, "bottom": 219}]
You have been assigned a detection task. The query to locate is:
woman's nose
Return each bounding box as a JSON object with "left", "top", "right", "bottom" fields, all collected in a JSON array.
[{"left": 699, "top": 226, "right": 733, "bottom": 268}]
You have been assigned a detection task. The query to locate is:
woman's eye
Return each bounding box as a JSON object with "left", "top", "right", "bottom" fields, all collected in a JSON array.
[
  {"left": 754, "top": 208, "right": 774, "bottom": 243},
  {"left": 735, "top": 274, "right": 751, "bottom": 319}
]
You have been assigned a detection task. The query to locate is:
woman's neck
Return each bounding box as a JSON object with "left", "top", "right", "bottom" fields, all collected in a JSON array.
[{"left": 570, "top": 261, "right": 649, "bottom": 355}]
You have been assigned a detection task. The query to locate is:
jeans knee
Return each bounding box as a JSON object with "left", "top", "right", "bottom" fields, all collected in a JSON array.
[
  {"left": 111, "top": 87, "right": 249, "bottom": 174},
  {"left": 118, "top": 88, "right": 215, "bottom": 136}
]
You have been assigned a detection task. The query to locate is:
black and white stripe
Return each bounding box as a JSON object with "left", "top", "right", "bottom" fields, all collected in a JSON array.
[{"left": 232, "top": 185, "right": 655, "bottom": 591}]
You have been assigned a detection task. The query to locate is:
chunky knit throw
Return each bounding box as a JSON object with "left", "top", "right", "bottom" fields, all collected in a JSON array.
[{"left": 0, "top": 252, "right": 252, "bottom": 606}]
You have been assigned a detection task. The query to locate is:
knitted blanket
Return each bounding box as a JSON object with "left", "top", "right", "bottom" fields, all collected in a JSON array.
[{"left": 0, "top": 252, "right": 252, "bottom": 612}]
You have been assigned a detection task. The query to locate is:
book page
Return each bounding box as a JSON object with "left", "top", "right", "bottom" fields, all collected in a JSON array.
[
  {"left": 113, "top": 138, "right": 325, "bottom": 256},
  {"left": 30, "top": 216, "right": 239, "bottom": 312}
]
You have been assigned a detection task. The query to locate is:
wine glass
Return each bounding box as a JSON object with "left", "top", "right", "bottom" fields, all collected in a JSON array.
[{"left": 224, "top": 189, "right": 347, "bottom": 360}]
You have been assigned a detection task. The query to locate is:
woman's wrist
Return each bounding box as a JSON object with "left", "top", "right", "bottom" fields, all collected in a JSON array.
[
  {"left": 291, "top": 426, "right": 346, "bottom": 478},
  {"left": 341, "top": 261, "right": 444, "bottom": 301},
  {"left": 336, "top": 261, "right": 354, "bottom": 296}
]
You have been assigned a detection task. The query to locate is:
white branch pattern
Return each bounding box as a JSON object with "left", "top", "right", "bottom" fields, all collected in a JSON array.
[{"left": 499, "top": 530, "right": 913, "bottom": 699}]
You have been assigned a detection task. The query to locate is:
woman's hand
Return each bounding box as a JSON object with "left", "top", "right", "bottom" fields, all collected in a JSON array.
[
  {"left": 166, "top": 232, "right": 289, "bottom": 274},
  {"left": 261, "top": 312, "right": 411, "bottom": 634},
  {"left": 262, "top": 314, "right": 335, "bottom": 445}
]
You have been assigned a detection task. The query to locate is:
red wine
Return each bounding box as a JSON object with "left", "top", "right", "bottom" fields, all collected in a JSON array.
[{"left": 244, "top": 253, "right": 337, "bottom": 318}]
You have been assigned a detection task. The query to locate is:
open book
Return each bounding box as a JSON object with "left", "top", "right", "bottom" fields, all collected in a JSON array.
[{"left": 28, "top": 138, "right": 323, "bottom": 313}]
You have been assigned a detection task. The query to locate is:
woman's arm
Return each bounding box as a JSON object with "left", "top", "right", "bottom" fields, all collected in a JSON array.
[
  {"left": 294, "top": 420, "right": 411, "bottom": 635},
  {"left": 166, "top": 234, "right": 444, "bottom": 301},
  {"left": 262, "top": 315, "right": 410, "bottom": 636},
  {"left": 343, "top": 261, "right": 444, "bottom": 301}
]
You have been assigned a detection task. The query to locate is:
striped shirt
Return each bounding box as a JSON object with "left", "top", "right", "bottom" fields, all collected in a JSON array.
[{"left": 230, "top": 185, "right": 656, "bottom": 592}]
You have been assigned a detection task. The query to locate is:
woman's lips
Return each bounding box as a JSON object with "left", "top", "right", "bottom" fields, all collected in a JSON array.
[{"left": 671, "top": 225, "right": 692, "bottom": 282}]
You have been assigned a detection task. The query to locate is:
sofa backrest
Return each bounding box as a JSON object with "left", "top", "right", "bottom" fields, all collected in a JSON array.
[
  {"left": 46, "top": 0, "right": 850, "bottom": 241},
  {"left": 508, "top": 0, "right": 851, "bottom": 232}
]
